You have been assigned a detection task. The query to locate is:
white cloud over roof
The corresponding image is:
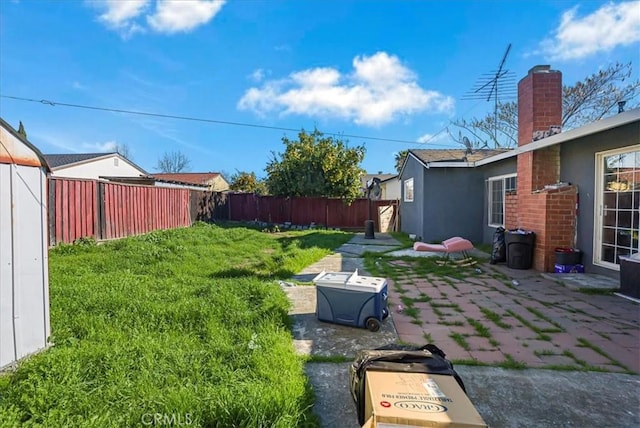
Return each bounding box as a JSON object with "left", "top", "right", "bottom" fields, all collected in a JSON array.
[
  {"left": 237, "top": 52, "right": 454, "bottom": 127},
  {"left": 539, "top": 1, "right": 640, "bottom": 61},
  {"left": 90, "top": 0, "right": 225, "bottom": 36}
]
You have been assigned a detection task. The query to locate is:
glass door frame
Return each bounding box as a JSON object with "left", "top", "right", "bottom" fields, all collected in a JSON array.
[{"left": 593, "top": 145, "right": 640, "bottom": 270}]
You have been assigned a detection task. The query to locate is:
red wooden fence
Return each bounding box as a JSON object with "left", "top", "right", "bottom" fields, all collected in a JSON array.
[
  {"left": 100, "top": 182, "right": 191, "bottom": 240},
  {"left": 227, "top": 193, "right": 398, "bottom": 231},
  {"left": 48, "top": 179, "right": 397, "bottom": 246},
  {"left": 49, "top": 178, "right": 194, "bottom": 246},
  {"left": 49, "top": 178, "right": 98, "bottom": 245}
]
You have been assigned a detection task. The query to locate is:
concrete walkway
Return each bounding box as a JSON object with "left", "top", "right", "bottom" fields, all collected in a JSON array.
[{"left": 285, "top": 233, "right": 640, "bottom": 428}]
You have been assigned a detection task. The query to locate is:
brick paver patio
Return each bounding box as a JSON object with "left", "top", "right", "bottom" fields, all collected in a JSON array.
[{"left": 388, "top": 261, "right": 640, "bottom": 373}]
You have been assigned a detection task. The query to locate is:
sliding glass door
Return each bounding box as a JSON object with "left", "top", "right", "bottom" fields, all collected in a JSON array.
[{"left": 595, "top": 146, "right": 640, "bottom": 269}]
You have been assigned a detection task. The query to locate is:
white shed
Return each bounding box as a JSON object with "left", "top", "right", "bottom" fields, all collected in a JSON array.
[{"left": 0, "top": 118, "right": 51, "bottom": 370}]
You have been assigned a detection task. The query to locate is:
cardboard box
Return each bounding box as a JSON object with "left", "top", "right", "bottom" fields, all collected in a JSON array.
[{"left": 363, "top": 371, "right": 487, "bottom": 428}]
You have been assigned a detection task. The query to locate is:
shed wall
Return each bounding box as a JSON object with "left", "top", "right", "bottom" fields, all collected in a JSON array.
[{"left": 0, "top": 163, "right": 50, "bottom": 369}]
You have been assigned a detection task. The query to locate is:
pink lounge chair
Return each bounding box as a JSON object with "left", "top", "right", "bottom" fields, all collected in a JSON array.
[{"left": 413, "top": 237, "right": 474, "bottom": 261}]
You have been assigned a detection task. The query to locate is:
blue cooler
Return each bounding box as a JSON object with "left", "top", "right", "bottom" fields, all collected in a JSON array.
[{"left": 312, "top": 270, "right": 389, "bottom": 332}]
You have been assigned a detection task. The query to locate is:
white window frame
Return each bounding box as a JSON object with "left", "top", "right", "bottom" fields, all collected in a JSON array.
[
  {"left": 403, "top": 178, "right": 414, "bottom": 202},
  {"left": 487, "top": 173, "right": 517, "bottom": 228},
  {"left": 593, "top": 145, "right": 640, "bottom": 271}
]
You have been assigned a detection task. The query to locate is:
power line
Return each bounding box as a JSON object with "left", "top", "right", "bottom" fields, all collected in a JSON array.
[{"left": 0, "top": 95, "right": 455, "bottom": 147}]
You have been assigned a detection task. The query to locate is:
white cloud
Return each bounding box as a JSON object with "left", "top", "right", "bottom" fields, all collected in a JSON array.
[
  {"left": 237, "top": 52, "right": 455, "bottom": 127},
  {"left": 92, "top": 0, "right": 149, "bottom": 36},
  {"left": 148, "top": 0, "right": 225, "bottom": 34},
  {"left": 538, "top": 1, "right": 640, "bottom": 61},
  {"left": 82, "top": 140, "right": 119, "bottom": 152},
  {"left": 88, "top": 0, "right": 224, "bottom": 37},
  {"left": 249, "top": 68, "right": 265, "bottom": 82}
]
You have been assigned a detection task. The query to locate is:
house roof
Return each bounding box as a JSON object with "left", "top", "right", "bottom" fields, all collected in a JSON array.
[
  {"left": 101, "top": 175, "right": 208, "bottom": 189},
  {"left": 474, "top": 107, "right": 640, "bottom": 167},
  {"left": 43, "top": 152, "right": 148, "bottom": 175},
  {"left": 402, "top": 108, "right": 640, "bottom": 172},
  {"left": 44, "top": 152, "right": 113, "bottom": 168},
  {"left": 151, "top": 172, "right": 224, "bottom": 185},
  {"left": 410, "top": 149, "right": 509, "bottom": 164}
]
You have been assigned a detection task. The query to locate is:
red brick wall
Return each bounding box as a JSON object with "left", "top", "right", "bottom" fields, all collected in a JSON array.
[{"left": 505, "top": 191, "right": 518, "bottom": 230}]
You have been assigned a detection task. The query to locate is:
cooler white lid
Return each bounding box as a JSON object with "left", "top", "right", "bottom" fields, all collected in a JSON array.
[{"left": 313, "top": 270, "right": 386, "bottom": 292}]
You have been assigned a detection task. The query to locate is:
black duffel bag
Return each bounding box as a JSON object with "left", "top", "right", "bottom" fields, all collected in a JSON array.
[{"left": 349, "top": 343, "right": 466, "bottom": 426}]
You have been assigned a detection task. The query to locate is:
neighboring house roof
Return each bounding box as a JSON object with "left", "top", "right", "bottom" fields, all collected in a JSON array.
[
  {"left": 411, "top": 149, "right": 509, "bottom": 164},
  {"left": 43, "top": 152, "right": 148, "bottom": 174},
  {"left": 102, "top": 175, "right": 208, "bottom": 189},
  {"left": 401, "top": 149, "right": 509, "bottom": 176},
  {"left": 361, "top": 173, "right": 398, "bottom": 193},
  {"left": 43, "top": 153, "right": 107, "bottom": 168},
  {"left": 151, "top": 172, "right": 224, "bottom": 185}
]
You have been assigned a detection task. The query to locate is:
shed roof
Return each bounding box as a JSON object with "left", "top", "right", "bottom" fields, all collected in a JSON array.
[{"left": 0, "top": 117, "right": 50, "bottom": 171}]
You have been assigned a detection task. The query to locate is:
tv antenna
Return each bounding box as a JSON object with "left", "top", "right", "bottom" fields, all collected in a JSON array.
[{"left": 462, "top": 44, "right": 516, "bottom": 145}]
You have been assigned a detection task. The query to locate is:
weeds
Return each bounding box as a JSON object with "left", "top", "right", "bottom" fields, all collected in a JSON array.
[
  {"left": 480, "top": 308, "right": 512, "bottom": 329},
  {"left": 450, "top": 333, "right": 470, "bottom": 350},
  {"left": 467, "top": 319, "right": 491, "bottom": 338},
  {"left": 507, "top": 310, "right": 556, "bottom": 341},
  {"left": 500, "top": 354, "right": 527, "bottom": 370}
]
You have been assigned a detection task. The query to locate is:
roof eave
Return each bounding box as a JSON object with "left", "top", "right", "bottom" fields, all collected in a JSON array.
[{"left": 476, "top": 108, "right": 640, "bottom": 167}]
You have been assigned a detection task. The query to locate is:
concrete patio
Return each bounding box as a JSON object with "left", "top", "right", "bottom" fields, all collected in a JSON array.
[{"left": 287, "top": 233, "right": 640, "bottom": 427}]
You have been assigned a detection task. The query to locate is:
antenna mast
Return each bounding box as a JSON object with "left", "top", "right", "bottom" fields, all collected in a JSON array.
[{"left": 462, "top": 44, "right": 515, "bottom": 146}]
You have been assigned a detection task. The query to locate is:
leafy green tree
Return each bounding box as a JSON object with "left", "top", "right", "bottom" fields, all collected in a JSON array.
[
  {"left": 230, "top": 171, "right": 268, "bottom": 195},
  {"left": 265, "top": 129, "right": 365, "bottom": 204},
  {"left": 394, "top": 150, "right": 408, "bottom": 173},
  {"left": 452, "top": 62, "right": 639, "bottom": 148}
]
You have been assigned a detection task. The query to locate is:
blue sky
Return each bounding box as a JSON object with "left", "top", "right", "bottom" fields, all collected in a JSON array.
[{"left": 1, "top": 0, "right": 639, "bottom": 178}]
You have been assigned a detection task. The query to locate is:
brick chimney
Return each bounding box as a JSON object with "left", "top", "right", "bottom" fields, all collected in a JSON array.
[
  {"left": 517, "top": 65, "right": 562, "bottom": 147},
  {"left": 517, "top": 65, "right": 563, "bottom": 194},
  {"left": 512, "top": 65, "right": 577, "bottom": 272}
]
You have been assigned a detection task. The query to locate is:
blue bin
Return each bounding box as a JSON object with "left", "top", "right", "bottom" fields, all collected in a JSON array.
[{"left": 313, "top": 270, "right": 389, "bottom": 332}]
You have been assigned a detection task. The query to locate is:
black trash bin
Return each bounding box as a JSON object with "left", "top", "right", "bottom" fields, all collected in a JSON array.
[
  {"left": 505, "top": 229, "right": 535, "bottom": 269},
  {"left": 364, "top": 220, "right": 375, "bottom": 239}
]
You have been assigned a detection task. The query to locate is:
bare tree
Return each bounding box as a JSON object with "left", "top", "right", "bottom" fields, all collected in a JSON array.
[
  {"left": 113, "top": 143, "right": 133, "bottom": 160},
  {"left": 452, "top": 62, "right": 639, "bottom": 149},
  {"left": 156, "top": 151, "right": 191, "bottom": 173}
]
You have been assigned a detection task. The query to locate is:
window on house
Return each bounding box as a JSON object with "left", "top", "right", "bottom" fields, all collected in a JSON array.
[
  {"left": 114, "top": 158, "right": 119, "bottom": 167},
  {"left": 488, "top": 174, "right": 517, "bottom": 227},
  {"left": 404, "top": 178, "right": 414, "bottom": 202}
]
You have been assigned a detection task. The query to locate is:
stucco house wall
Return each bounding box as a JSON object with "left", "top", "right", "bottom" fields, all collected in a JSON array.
[
  {"left": 480, "top": 157, "right": 518, "bottom": 243},
  {"left": 400, "top": 158, "right": 486, "bottom": 244},
  {"left": 560, "top": 122, "right": 639, "bottom": 278},
  {"left": 399, "top": 157, "right": 424, "bottom": 239}
]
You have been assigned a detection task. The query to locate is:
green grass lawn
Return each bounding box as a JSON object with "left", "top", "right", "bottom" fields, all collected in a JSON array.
[{"left": 0, "top": 222, "right": 353, "bottom": 427}]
